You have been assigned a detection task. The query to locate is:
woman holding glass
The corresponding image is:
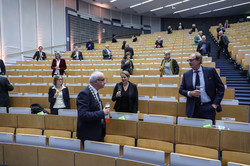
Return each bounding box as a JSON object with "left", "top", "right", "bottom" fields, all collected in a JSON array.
[
  {"left": 112, "top": 71, "right": 138, "bottom": 113},
  {"left": 48, "top": 75, "right": 70, "bottom": 115}
]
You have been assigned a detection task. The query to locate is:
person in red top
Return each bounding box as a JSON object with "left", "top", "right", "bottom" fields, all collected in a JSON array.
[{"left": 51, "top": 52, "right": 67, "bottom": 77}]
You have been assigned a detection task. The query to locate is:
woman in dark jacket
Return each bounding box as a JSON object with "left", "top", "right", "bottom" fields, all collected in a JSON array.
[
  {"left": 160, "top": 51, "right": 179, "bottom": 77},
  {"left": 112, "top": 71, "right": 138, "bottom": 113},
  {"left": 48, "top": 75, "right": 70, "bottom": 114},
  {"left": 121, "top": 52, "right": 134, "bottom": 75}
]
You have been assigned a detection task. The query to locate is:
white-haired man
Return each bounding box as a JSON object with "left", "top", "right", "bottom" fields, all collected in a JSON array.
[
  {"left": 77, "top": 71, "right": 110, "bottom": 142},
  {"left": 124, "top": 43, "right": 134, "bottom": 59},
  {"left": 102, "top": 45, "right": 112, "bottom": 59}
]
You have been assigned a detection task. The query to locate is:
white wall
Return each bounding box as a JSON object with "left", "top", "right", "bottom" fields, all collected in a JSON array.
[{"left": 0, "top": 0, "right": 75, "bottom": 63}]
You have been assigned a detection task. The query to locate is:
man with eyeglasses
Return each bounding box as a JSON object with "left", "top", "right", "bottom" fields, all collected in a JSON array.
[
  {"left": 179, "top": 53, "right": 225, "bottom": 124},
  {"left": 77, "top": 71, "right": 110, "bottom": 142}
]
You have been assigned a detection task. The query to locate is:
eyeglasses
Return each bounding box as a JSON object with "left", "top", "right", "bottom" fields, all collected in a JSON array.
[
  {"left": 187, "top": 58, "right": 196, "bottom": 62},
  {"left": 98, "top": 78, "right": 105, "bottom": 82}
]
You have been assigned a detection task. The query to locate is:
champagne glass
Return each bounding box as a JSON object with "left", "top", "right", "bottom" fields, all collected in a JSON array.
[{"left": 105, "top": 102, "right": 111, "bottom": 109}]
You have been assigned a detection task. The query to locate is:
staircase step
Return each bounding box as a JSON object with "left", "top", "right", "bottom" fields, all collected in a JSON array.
[
  {"left": 239, "top": 101, "right": 250, "bottom": 105},
  {"left": 235, "top": 97, "right": 250, "bottom": 101},
  {"left": 228, "top": 85, "right": 250, "bottom": 88},
  {"left": 235, "top": 93, "right": 250, "bottom": 97},
  {"left": 227, "top": 80, "right": 250, "bottom": 84},
  {"left": 226, "top": 78, "right": 247, "bottom": 81},
  {"left": 235, "top": 90, "right": 250, "bottom": 93}
]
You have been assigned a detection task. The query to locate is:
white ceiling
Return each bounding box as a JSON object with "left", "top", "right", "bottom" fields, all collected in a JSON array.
[{"left": 82, "top": 0, "right": 250, "bottom": 18}]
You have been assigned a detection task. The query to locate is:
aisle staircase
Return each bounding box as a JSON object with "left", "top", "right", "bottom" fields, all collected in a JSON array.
[{"left": 208, "top": 33, "right": 250, "bottom": 105}]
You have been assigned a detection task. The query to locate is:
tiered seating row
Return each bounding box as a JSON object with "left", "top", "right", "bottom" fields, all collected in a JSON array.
[{"left": 0, "top": 113, "right": 250, "bottom": 165}]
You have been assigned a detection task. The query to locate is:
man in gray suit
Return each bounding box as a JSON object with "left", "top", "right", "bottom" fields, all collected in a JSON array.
[
  {"left": 102, "top": 45, "right": 112, "bottom": 60},
  {"left": 217, "top": 31, "right": 230, "bottom": 59},
  {"left": 0, "top": 75, "right": 14, "bottom": 108}
]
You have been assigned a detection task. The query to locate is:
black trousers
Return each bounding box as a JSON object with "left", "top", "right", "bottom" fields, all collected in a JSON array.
[
  {"left": 217, "top": 45, "right": 229, "bottom": 59},
  {"left": 50, "top": 107, "right": 66, "bottom": 115},
  {"left": 193, "top": 103, "right": 216, "bottom": 124}
]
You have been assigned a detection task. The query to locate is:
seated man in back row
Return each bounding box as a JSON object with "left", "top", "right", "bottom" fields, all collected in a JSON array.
[
  {"left": 71, "top": 46, "right": 83, "bottom": 60},
  {"left": 102, "top": 45, "right": 112, "bottom": 60}
]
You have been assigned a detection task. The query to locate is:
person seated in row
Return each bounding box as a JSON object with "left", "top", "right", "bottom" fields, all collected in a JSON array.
[
  {"left": 102, "top": 45, "right": 112, "bottom": 60},
  {"left": 48, "top": 75, "right": 70, "bottom": 115},
  {"left": 132, "top": 35, "right": 137, "bottom": 42},
  {"left": 160, "top": 51, "right": 179, "bottom": 77},
  {"left": 33, "top": 46, "right": 46, "bottom": 61},
  {"left": 51, "top": 52, "right": 67, "bottom": 77},
  {"left": 71, "top": 46, "right": 83, "bottom": 60},
  {"left": 0, "top": 58, "right": 6, "bottom": 75},
  {"left": 124, "top": 43, "right": 134, "bottom": 59},
  {"left": 112, "top": 71, "right": 138, "bottom": 113},
  {"left": 189, "top": 24, "right": 196, "bottom": 34},
  {"left": 112, "top": 34, "right": 117, "bottom": 43},
  {"left": 177, "top": 22, "right": 184, "bottom": 30},
  {"left": 121, "top": 41, "right": 126, "bottom": 50},
  {"left": 86, "top": 38, "right": 94, "bottom": 50},
  {"left": 155, "top": 36, "right": 163, "bottom": 48},
  {"left": 121, "top": 52, "right": 134, "bottom": 75},
  {"left": 194, "top": 31, "right": 203, "bottom": 46},
  {"left": 224, "top": 19, "right": 230, "bottom": 29},
  {"left": 197, "top": 35, "right": 211, "bottom": 57},
  {"left": 167, "top": 26, "right": 172, "bottom": 34}
]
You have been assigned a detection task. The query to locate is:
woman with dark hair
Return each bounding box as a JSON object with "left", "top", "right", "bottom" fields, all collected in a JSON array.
[
  {"left": 51, "top": 52, "right": 67, "bottom": 77},
  {"left": 112, "top": 71, "right": 138, "bottom": 113},
  {"left": 112, "top": 34, "right": 117, "bottom": 43},
  {"left": 121, "top": 41, "right": 126, "bottom": 50},
  {"left": 121, "top": 52, "right": 134, "bottom": 75},
  {"left": 48, "top": 75, "right": 70, "bottom": 115},
  {"left": 132, "top": 35, "right": 137, "bottom": 42}
]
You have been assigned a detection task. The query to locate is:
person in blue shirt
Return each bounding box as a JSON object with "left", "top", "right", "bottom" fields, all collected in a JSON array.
[
  {"left": 197, "top": 35, "right": 211, "bottom": 57},
  {"left": 86, "top": 38, "right": 94, "bottom": 50}
]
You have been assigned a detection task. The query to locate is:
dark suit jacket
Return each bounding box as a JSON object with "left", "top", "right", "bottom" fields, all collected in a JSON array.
[
  {"left": 112, "top": 82, "right": 138, "bottom": 113},
  {"left": 71, "top": 51, "right": 83, "bottom": 60},
  {"left": 86, "top": 41, "right": 95, "bottom": 50},
  {"left": 0, "top": 60, "right": 6, "bottom": 75},
  {"left": 121, "top": 59, "right": 134, "bottom": 75},
  {"left": 102, "top": 49, "right": 112, "bottom": 59},
  {"left": 33, "top": 51, "right": 46, "bottom": 61},
  {"left": 51, "top": 59, "right": 67, "bottom": 76},
  {"left": 48, "top": 86, "right": 70, "bottom": 110},
  {"left": 197, "top": 41, "right": 211, "bottom": 56},
  {"left": 155, "top": 40, "right": 163, "bottom": 48},
  {"left": 179, "top": 66, "right": 225, "bottom": 117},
  {"left": 219, "top": 35, "right": 230, "bottom": 46},
  {"left": 77, "top": 86, "right": 106, "bottom": 141},
  {"left": 124, "top": 47, "right": 134, "bottom": 58},
  {"left": 0, "top": 76, "right": 14, "bottom": 107}
]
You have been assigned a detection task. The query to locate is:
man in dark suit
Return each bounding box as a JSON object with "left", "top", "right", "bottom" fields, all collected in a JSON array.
[
  {"left": 86, "top": 38, "right": 94, "bottom": 50},
  {"left": 179, "top": 53, "right": 225, "bottom": 123},
  {"left": 33, "top": 46, "right": 47, "bottom": 61},
  {"left": 124, "top": 43, "right": 134, "bottom": 59},
  {"left": 217, "top": 31, "right": 230, "bottom": 59},
  {"left": 0, "top": 75, "right": 14, "bottom": 108},
  {"left": 77, "top": 71, "right": 110, "bottom": 142},
  {"left": 102, "top": 45, "right": 112, "bottom": 60},
  {"left": 0, "top": 59, "right": 6, "bottom": 75},
  {"left": 197, "top": 35, "right": 211, "bottom": 57},
  {"left": 71, "top": 46, "right": 83, "bottom": 60},
  {"left": 216, "top": 23, "right": 225, "bottom": 39}
]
